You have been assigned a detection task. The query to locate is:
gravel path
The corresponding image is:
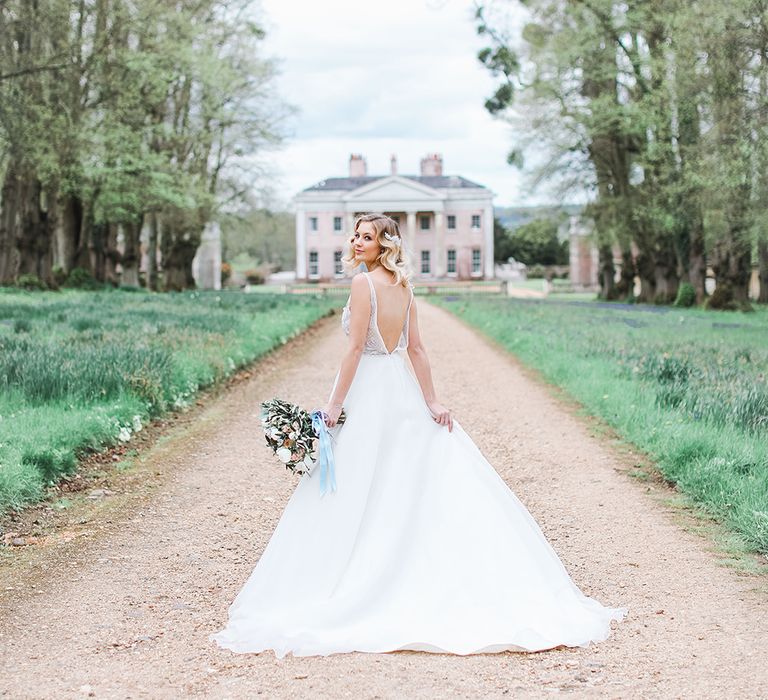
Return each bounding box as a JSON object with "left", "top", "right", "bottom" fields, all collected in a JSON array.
[{"left": 1, "top": 300, "right": 767, "bottom": 699}]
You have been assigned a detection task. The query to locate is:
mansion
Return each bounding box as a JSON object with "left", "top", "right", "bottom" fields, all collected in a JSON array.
[{"left": 293, "top": 154, "right": 495, "bottom": 281}]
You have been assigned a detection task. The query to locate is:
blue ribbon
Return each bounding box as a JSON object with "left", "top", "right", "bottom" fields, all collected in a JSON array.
[{"left": 311, "top": 410, "right": 337, "bottom": 496}]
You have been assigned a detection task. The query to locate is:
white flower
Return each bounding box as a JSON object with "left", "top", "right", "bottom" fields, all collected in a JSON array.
[
  {"left": 131, "top": 415, "right": 143, "bottom": 432},
  {"left": 276, "top": 447, "right": 292, "bottom": 463},
  {"left": 117, "top": 426, "right": 132, "bottom": 442}
]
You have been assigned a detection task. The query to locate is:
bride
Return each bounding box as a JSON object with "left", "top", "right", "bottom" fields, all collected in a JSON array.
[{"left": 210, "top": 213, "right": 626, "bottom": 658}]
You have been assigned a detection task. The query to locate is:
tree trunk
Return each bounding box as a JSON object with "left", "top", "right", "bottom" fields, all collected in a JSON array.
[
  {"left": 655, "top": 237, "right": 679, "bottom": 304},
  {"left": 687, "top": 216, "right": 707, "bottom": 303},
  {"left": 0, "top": 164, "right": 20, "bottom": 284},
  {"left": 635, "top": 249, "right": 656, "bottom": 303},
  {"left": 104, "top": 223, "right": 120, "bottom": 285},
  {"left": 654, "top": 263, "right": 679, "bottom": 304},
  {"left": 121, "top": 216, "right": 143, "bottom": 287},
  {"left": 75, "top": 198, "right": 96, "bottom": 272},
  {"left": 615, "top": 246, "right": 635, "bottom": 300},
  {"left": 14, "top": 171, "right": 55, "bottom": 285},
  {"left": 89, "top": 221, "right": 109, "bottom": 281},
  {"left": 712, "top": 232, "right": 752, "bottom": 303},
  {"left": 709, "top": 20, "right": 752, "bottom": 306},
  {"left": 162, "top": 226, "right": 200, "bottom": 291},
  {"left": 597, "top": 243, "right": 617, "bottom": 300},
  {"left": 758, "top": 237, "right": 768, "bottom": 304},
  {"left": 673, "top": 37, "right": 707, "bottom": 305},
  {"left": 55, "top": 193, "right": 84, "bottom": 274},
  {"left": 148, "top": 211, "right": 159, "bottom": 291}
]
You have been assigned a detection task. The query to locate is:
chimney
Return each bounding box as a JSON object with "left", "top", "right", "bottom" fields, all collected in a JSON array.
[
  {"left": 390, "top": 154, "right": 398, "bottom": 175},
  {"left": 349, "top": 153, "right": 367, "bottom": 177},
  {"left": 420, "top": 153, "right": 443, "bottom": 176}
]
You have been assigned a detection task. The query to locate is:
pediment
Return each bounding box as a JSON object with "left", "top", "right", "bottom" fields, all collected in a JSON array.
[{"left": 343, "top": 176, "right": 441, "bottom": 203}]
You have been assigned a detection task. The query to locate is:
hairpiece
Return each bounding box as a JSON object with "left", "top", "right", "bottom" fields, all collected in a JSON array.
[{"left": 383, "top": 232, "right": 401, "bottom": 245}]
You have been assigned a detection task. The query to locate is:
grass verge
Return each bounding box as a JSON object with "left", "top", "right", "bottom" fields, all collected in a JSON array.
[
  {"left": 432, "top": 296, "right": 768, "bottom": 555},
  {"left": 0, "top": 287, "right": 336, "bottom": 516}
]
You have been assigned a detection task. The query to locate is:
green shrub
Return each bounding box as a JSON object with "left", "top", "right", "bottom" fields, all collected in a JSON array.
[
  {"left": 221, "top": 262, "right": 232, "bottom": 285},
  {"left": 15, "top": 273, "right": 47, "bottom": 291},
  {"left": 51, "top": 266, "right": 68, "bottom": 287},
  {"left": 245, "top": 268, "right": 265, "bottom": 284},
  {"left": 706, "top": 282, "right": 752, "bottom": 311},
  {"left": 654, "top": 289, "right": 676, "bottom": 305},
  {"left": 64, "top": 267, "right": 102, "bottom": 290},
  {"left": 674, "top": 282, "right": 696, "bottom": 308}
]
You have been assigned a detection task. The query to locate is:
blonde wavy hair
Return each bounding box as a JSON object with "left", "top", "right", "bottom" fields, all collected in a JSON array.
[{"left": 341, "top": 213, "right": 414, "bottom": 287}]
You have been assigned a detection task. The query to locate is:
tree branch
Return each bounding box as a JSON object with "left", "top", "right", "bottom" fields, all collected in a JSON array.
[
  {"left": 569, "top": 0, "right": 649, "bottom": 95},
  {"left": 0, "top": 62, "right": 69, "bottom": 82}
]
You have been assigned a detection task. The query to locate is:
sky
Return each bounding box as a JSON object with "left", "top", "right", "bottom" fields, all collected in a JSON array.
[{"left": 256, "top": 0, "right": 546, "bottom": 210}]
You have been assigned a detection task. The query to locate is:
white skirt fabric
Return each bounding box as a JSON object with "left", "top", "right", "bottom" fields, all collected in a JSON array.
[{"left": 210, "top": 351, "right": 627, "bottom": 658}]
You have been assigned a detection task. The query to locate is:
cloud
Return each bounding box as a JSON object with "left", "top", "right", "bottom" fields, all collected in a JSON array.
[{"left": 258, "top": 0, "right": 558, "bottom": 207}]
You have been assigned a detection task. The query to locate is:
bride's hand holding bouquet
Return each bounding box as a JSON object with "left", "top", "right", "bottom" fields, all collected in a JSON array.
[{"left": 323, "top": 402, "right": 344, "bottom": 428}]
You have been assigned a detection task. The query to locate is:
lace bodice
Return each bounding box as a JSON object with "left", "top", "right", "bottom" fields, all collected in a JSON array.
[{"left": 341, "top": 272, "right": 414, "bottom": 355}]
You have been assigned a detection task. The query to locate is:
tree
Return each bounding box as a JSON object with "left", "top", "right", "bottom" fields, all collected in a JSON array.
[
  {"left": 493, "top": 217, "right": 516, "bottom": 263},
  {"left": 505, "top": 218, "right": 569, "bottom": 265},
  {"left": 221, "top": 207, "right": 295, "bottom": 272},
  {"left": 476, "top": 0, "right": 764, "bottom": 307},
  {"left": 0, "top": 0, "right": 288, "bottom": 290}
]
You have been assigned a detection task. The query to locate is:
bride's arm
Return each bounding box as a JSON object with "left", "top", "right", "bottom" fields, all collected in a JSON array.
[
  {"left": 406, "top": 300, "right": 453, "bottom": 431},
  {"left": 323, "top": 274, "right": 370, "bottom": 426}
]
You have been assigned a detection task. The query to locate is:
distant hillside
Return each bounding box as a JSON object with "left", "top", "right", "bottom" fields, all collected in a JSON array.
[{"left": 494, "top": 204, "right": 584, "bottom": 231}]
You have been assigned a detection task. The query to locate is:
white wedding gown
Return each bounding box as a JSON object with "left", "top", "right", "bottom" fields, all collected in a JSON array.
[{"left": 210, "top": 272, "right": 626, "bottom": 658}]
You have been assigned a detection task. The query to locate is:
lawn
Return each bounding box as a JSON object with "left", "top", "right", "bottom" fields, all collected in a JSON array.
[
  {"left": 0, "top": 288, "right": 337, "bottom": 516},
  {"left": 432, "top": 296, "right": 768, "bottom": 555}
]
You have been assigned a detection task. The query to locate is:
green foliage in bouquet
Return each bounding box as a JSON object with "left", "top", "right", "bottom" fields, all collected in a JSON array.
[{"left": 260, "top": 398, "right": 346, "bottom": 476}]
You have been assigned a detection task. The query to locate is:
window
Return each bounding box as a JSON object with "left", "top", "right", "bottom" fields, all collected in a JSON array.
[
  {"left": 309, "top": 250, "right": 319, "bottom": 278},
  {"left": 446, "top": 249, "right": 456, "bottom": 274},
  {"left": 334, "top": 250, "right": 343, "bottom": 276},
  {"left": 420, "top": 215, "right": 430, "bottom": 230},
  {"left": 309, "top": 216, "right": 318, "bottom": 232},
  {"left": 421, "top": 250, "right": 431, "bottom": 274},
  {"left": 447, "top": 215, "right": 456, "bottom": 230},
  {"left": 333, "top": 216, "right": 342, "bottom": 232},
  {"left": 471, "top": 248, "right": 481, "bottom": 274},
  {"left": 471, "top": 214, "right": 481, "bottom": 229},
  {"left": 387, "top": 214, "right": 400, "bottom": 225}
]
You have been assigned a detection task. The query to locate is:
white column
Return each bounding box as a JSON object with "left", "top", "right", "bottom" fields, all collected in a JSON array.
[
  {"left": 434, "top": 211, "right": 444, "bottom": 278},
  {"left": 210, "top": 221, "right": 222, "bottom": 290},
  {"left": 345, "top": 212, "right": 355, "bottom": 237},
  {"left": 483, "top": 201, "right": 494, "bottom": 279},
  {"left": 406, "top": 211, "right": 417, "bottom": 261},
  {"left": 295, "top": 207, "right": 306, "bottom": 280}
]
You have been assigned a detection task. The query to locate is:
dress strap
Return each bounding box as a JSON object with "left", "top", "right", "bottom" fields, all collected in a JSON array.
[
  {"left": 403, "top": 284, "right": 414, "bottom": 348},
  {"left": 362, "top": 271, "right": 376, "bottom": 310}
]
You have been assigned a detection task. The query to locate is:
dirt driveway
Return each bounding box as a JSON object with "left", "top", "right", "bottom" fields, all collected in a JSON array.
[{"left": 1, "top": 300, "right": 767, "bottom": 699}]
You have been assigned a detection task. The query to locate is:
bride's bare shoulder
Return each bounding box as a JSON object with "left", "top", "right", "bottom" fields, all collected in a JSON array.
[{"left": 349, "top": 273, "right": 369, "bottom": 299}]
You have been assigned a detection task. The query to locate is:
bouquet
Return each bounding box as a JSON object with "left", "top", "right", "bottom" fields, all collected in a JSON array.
[{"left": 260, "top": 398, "right": 346, "bottom": 494}]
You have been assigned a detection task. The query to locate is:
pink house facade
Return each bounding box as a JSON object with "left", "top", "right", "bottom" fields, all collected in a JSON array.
[{"left": 293, "top": 154, "right": 495, "bottom": 282}]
